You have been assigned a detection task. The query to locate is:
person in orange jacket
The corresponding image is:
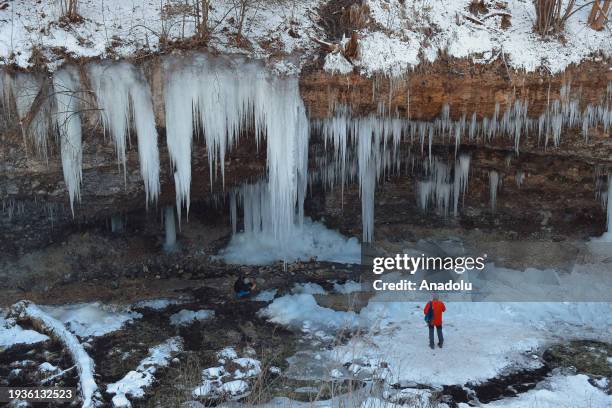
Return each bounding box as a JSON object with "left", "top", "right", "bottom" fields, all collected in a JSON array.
[{"left": 424, "top": 294, "right": 446, "bottom": 349}]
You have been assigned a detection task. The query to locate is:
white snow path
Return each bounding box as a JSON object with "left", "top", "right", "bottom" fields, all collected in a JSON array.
[{"left": 262, "top": 294, "right": 612, "bottom": 386}]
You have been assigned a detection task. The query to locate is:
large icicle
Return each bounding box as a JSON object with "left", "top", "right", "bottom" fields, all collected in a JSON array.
[
  {"left": 53, "top": 67, "right": 83, "bottom": 214},
  {"left": 489, "top": 170, "right": 500, "bottom": 212},
  {"left": 164, "top": 54, "right": 308, "bottom": 240},
  {"left": 4, "top": 72, "right": 51, "bottom": 159},
  {"left": 164, "top": 59, "right": 197, "bottom": 221},
  {"left": 453, "top": 154, "right": 471, "bottom": 216},
  {"left": 163, "top": 206, "right": 178, "bottom": 252},
  {"left": 89, "top": 62, "right": 160, "bottom": 205},
  {"left": 604, "top": 174, "right": 612, "bottom": 241}
]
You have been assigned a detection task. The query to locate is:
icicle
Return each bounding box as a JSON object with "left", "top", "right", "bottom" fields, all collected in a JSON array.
[
  {"left": 53, "top": 67, "right": 83, "bottom": 215},
  {"left": 164, "top": 61, "right": 197, "bottom": 223},
  {"left": 5, "top": 72, "right": 51, "bottom": 159},
  {"left": 356, "top": 118, "right": 378, "bottom": 243},
  {"left": 163, "top": 55, "right": 308, "bottom": 241},
  {"left": 163, "top": 206, "right": 177, "bottom": 252},
  {"left": 469, "top": 113, "right": 477, "bottom": 141},
  {"left": 89, "top": 62, "right": 160, "bottom": 205},
  {"left": 515, "top": 170, "right": 525, "bottom": 188},
  {"left": 453, "top": 154, "right": 470, "bottom": 216},
  {"left": 230, "top": 191, "right": 237, "bottom": 235},
  {"left": 489, "top": 170, "right": 500, "bottom": 212},
  {"left": 111, "top": 214, "right": 125, "bottom": 233},
  {"left": 130, "top": 80, "right": 161, "bottom": 206}
]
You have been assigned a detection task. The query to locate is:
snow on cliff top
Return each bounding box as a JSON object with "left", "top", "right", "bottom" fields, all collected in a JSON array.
[
  {"left": 0, "top": 1, "right": 609, "bottom": 74},
  {"left": 350, "top": 0, "right": 611, "bottom": 76},
  {"left": 0, "top": 0, "right": 322, "bottom": 72}
]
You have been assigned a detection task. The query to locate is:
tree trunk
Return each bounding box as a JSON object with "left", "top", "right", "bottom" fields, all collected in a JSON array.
[
  {"left": 588, "top": 0, "right": 610, "bottom": 31},
  {"left": 9, "top": 301, "right": 101, "bottom": 408}
]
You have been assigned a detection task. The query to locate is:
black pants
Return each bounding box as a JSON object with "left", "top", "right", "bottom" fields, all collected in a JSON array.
[{"left": 429, "top": 325, "right": 443, "bottom": 346}]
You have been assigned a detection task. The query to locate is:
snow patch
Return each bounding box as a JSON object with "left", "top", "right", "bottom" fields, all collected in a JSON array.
[
  {"left": 0, "top": 317, "right": 49, "bottom": 349},
  {"left": 333, "top": 280, "right": 363, "bottom": 294},
  {"left": 41, "top": 302, "right": 141, "bottom": 338},
  {"left": 169, "top": 310, "right": 214, "bottom": 327},
  {"left": 357, "top": 31, "right": 419, "bottom": 77},
  {"left": 292, "top": 282, "right": 327, "bottom": 295},
  {"left": 463, "top": 374, "right": 611, "bottom": 408},
  {"left": 107, "top": 337, "right": 183, "bottom": 407},
  {"left": 323, "top": 53, "right": 354, "bottom": 75},
  {"left": 259, "top": 294, "right": 359, "bottom": 332}
]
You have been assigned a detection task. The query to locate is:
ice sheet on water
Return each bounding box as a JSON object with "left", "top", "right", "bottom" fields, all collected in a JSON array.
[{"left": 40, "top": 302, "right": 141, "bottom": 338}]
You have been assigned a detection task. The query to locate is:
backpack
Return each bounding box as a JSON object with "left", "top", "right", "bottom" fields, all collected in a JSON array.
[{"left": 424, "top": 301, "right": 434, "bottom": 324}]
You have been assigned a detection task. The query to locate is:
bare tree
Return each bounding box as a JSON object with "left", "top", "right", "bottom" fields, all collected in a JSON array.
[
  {"left": 588, "top": 0, "right": 610, "bottom": 30},
  {"left": 533, "top": 0, "right": 576, "bottom": 36},
  {"left": 194, "top": 0, "right": 212, "bottom": 39},
  {"left": 232, "top": 0, "right": 260, "bottom": 41},
  {"left": 58, "top": 0, "right": 80, "bottom": 20}
]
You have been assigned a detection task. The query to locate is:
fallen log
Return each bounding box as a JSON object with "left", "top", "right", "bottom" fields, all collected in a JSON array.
[{"left": 9, "top": 300, "right": 101, "bottom": 408}]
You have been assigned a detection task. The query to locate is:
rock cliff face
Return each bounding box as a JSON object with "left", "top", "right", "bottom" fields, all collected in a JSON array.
[{"left": 0, "top": 53, "right": 610, "bottom": 284}]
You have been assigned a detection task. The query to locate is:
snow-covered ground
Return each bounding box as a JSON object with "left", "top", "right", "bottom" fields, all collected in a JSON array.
[
  {"left": 329, "top": 0, "right": 611, "bottom": 75},
  {"left": 169, "top": 309, "right": 215, "bottom": 327},
  {"left": 0, "top": 0, "right": 322, "bottom": 72},
  {"left": 0, "top": 315, "right": 49, "bottom": 349},
  {"left": 262, "top": 291, "right": 612, "bottom": 388},
  {"left": 459, "top": 374, "right": 611, "bottom": 408},
  {"left": 1, "top": 1, "right": 609, "bottom": 74}
]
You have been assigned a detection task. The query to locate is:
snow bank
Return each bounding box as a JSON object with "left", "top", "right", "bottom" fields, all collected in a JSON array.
[
  {"left": 357, "top": 31, "right": 420, "bottom": 77},
  {"left": 169, "top": 310, "right": 214, "bottom": 327},
  {"left": 343, "top": 0, "right": 612, "bottom": 76},
  {"left": 0, "top": 0, "right": 322, "bottom": 72},
  {"left": 259, "top": 294, "right": 359, "bottom": 331},
  {"left": 462, "top": 374, "right": 611, "bottom": 408},
  {"left": 218, "top": 217, "right": 361, "bottom": 265},
  {"left": 292, "top": 282, "right": 327, "bottom": 295},
  {"left": 333, "top": 280, "right": 363, "bottom": 294},
  {"left": 107, "top": 337, "right": 183, "bottom": 407},
  {"left": 323, "top": 53, "right": 354, "bottom": 75},
  {"left": 0, "top": 316, "right": 49, "bottom": 349},
  {"left": 41, "top": 302, "right": 141, "bottom": 338}
]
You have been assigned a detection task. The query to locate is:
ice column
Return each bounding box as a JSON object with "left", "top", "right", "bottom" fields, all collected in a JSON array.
[
  {"left": 489, "top": 170, "right": 500, "bottom": 212},
  {"left": 164, "top": 206, "right": 177, "bottom": 252},
  {"left": 164, "top": 55, "right": 309, "bottom": 240},
  {"left": 53, "top": 67, "right": 83, "bottom": 214},
  {"left": 89, "top": 62, "right": 160, "bottom": 205}
]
